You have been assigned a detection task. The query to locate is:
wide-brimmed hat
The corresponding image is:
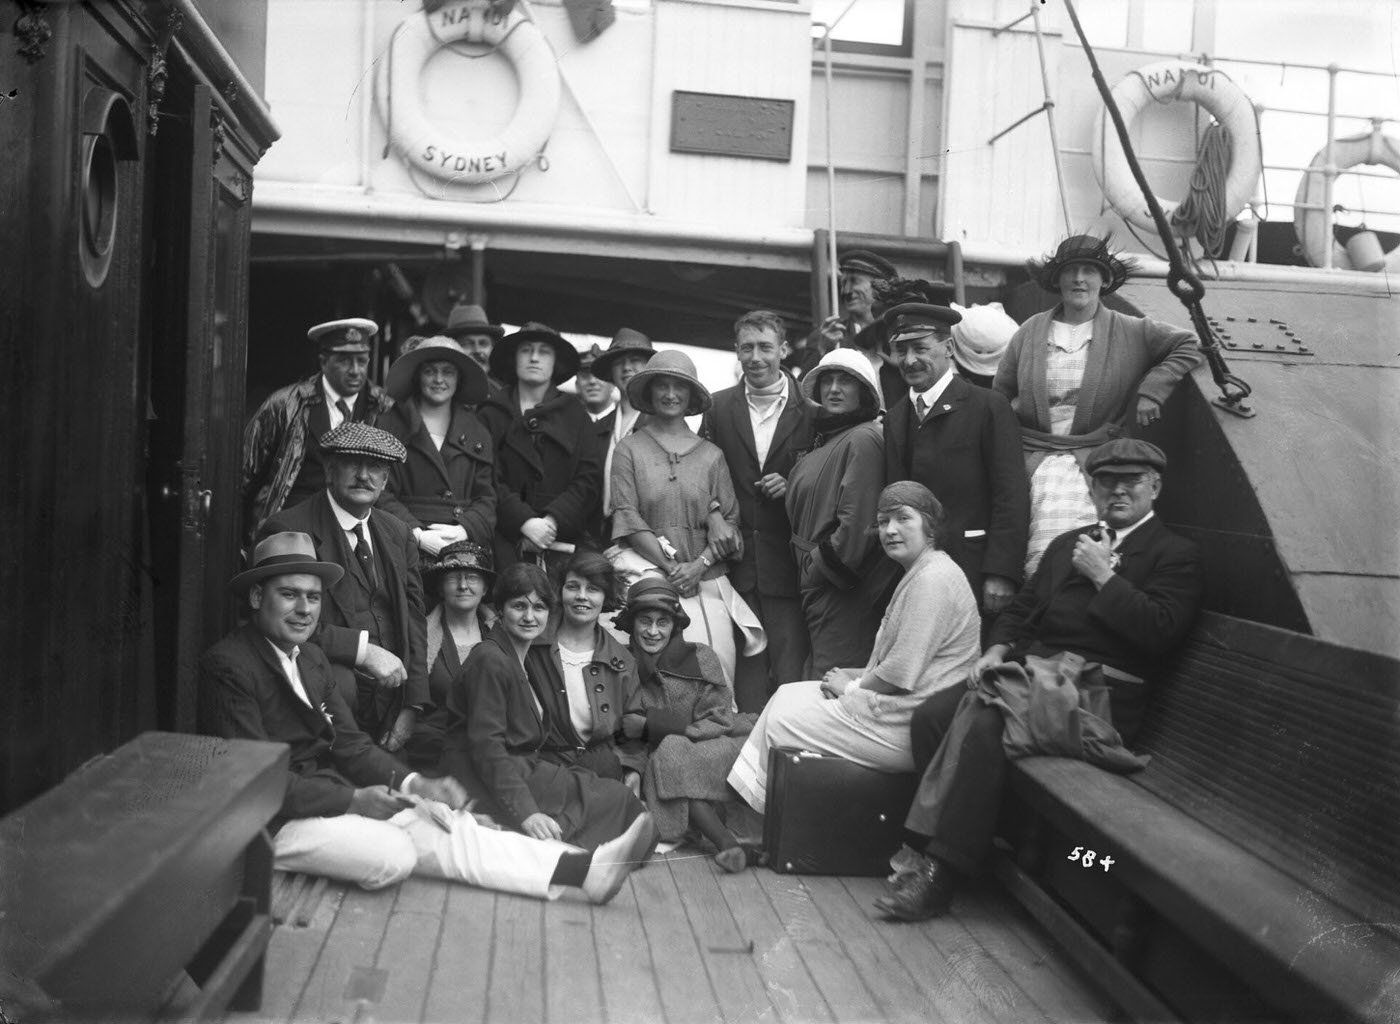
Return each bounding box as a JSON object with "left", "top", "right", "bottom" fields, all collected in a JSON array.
[
  {"left": 230, "top": 531, "right": 344, "bottom": 596},
  {"left": 838, "top": 250, "right": 897, "bottom": 280},
  {"left": 949, "top": 301, "right": 1016, "bottom": 377},
  {"left": 308, "top": 318, "right": 378, "bottom": 353},
  {"left": 489, "top": 321, "right": 581, "bottom": 385},
  {"left": 882, "top": 302, "right": 963, "bottom": 344},
  {"left": 614, "top": 576, "right": 691, "bottom": 634},
  {"left": 800, "top": 348, "right": 884, "bottom": 411},
  {"left": 590, "top": 327, "right": 655, "bottom": 382},
  {"left": 384, "top": 335, "right": 489, "bottom": 405},
  {"left": 442, "top": 303, "right": 504, "bottom": 340},
  {"left": 319, "top": 422, "right": 408, "bottom": 463},
  {"left": 422, "top": 540, "right": 497, "bottom": 585},
  {"left": 1029, "top": 233, "right": 1138, "bottom": 295},
  {"left": 625, "top": 350, "right": 713, "bottom": 416},
  {"left": 1084, "top": 438, "right": 1167, "bottom": 476}
]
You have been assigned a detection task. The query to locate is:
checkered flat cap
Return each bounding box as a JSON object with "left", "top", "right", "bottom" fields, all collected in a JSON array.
[{"left": 320, "top": 422, "right": 407, "bottom": 463}]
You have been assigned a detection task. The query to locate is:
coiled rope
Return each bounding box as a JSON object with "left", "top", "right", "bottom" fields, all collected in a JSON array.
[{"left": 1173, "top": 122, "right": 1234, "bottom": 258}]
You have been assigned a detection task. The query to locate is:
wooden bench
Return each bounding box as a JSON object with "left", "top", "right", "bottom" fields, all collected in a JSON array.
[
  {"left": 995, "top": 612, "right": 1400, "bottom": 1024},
  {"left": 0, "top": 732, "right": 288, "bottom": 1021}
]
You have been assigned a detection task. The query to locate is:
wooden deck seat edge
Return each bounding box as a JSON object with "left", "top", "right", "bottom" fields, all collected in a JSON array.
[{"left": 1000, "top": 612, "right": 1400, "bottom": 1024}]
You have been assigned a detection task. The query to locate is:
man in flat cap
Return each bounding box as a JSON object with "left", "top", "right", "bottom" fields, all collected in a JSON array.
[
  {"left": 242, "top": 318, "right": 394, "bottom": 540},
  {"left": 875, "top": 438, "right": 1201, "bottom": 921},
  {"left": 198, "top": 531, "right": 655, "bottom": 901},
  {"left": 796, "top": 250, "right": 905, "bottom": 408},
  {"left": 261, "top": 423, "right": 428, "bottom": 754},
  {"left": 882, "top": 302, "right": 1028, "bottom": 619}
]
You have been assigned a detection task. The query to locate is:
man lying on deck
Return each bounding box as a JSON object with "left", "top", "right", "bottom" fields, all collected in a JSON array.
[
  {"left": 198, "top": 531, "right": 656, "bottom": 904},
  {"left": 875, "top": 438, "right": 1202, "bottom": 921}
]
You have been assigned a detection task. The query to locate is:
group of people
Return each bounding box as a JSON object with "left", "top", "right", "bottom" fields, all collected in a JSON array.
[{"left": 206, "top": 232, "right": 1204, "bottom": 921}]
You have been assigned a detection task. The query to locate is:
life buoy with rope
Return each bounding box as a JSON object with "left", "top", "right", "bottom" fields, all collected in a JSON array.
[
  {"left": 1092, "top": 61, "right": 1261, "bottom": 235},
  {"left": 375, "top": 0, "right": 560, "bottom": 186},
  {"left": 1293, "top": 128, "right": 1400, "bottom": 272}
]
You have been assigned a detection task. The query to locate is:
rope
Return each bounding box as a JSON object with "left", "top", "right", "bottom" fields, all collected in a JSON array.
[
  {"left": 1172, "top": 122, "right": 1233, "bottom": 257},
  {"left": 1063, "top": 0, "right": 1253, "bottom": 414}
]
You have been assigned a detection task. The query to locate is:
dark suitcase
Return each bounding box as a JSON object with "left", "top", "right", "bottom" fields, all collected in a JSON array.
[{"left": 763, "top": 747, "right": 920, "bottom": 876}]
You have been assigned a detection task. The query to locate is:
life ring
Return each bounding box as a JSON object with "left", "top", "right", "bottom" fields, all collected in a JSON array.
[
  {"left": 1092, "top": 61, "right": 1261, "bottom": 233},
  {"left": 1292, "top": 129, "right": 1400, "bottom": 271},
  {"left": 375, "top": 0, "right": 560, "bottom": 185}
]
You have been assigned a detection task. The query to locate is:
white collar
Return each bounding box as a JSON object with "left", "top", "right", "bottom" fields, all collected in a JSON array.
[
  {"left": 910, "top": 367, "right": 956, "bottom": 411},
  {"left": 265, "top": 637, "right": 299, "bottom": 666},
  {"left": 328, "top": 493, "right": 371, "bottom": 534},
  {"left": 322, "top": 376, "right": 356, "bottom": 411},
  {"left": 1106, "top": 509, "right": 1154, "bottom": 548}
]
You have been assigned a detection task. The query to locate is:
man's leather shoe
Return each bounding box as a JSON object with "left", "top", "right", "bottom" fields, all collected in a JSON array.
[{"left": 873, "top": 856, "right": 958, "bottom": 921}]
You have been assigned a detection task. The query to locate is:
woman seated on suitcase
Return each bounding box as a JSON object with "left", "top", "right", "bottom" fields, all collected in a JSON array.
[
  {"left": 615, "top": 578, "right": 759, "bottom": 873},
  {"left": 727, "top": 482, "right": 981, "bottom": 813}
]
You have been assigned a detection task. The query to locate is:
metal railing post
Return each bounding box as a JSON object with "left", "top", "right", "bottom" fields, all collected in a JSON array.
[
  {"left": 1031, "top": 0, "right": 1074, "bottom": 234},
  {"left": 1322, "top": 63, "right": 1339, "bottom": 269}
]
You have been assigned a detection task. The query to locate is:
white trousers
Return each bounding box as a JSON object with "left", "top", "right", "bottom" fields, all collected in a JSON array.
[
  {"left": 273, "top": 802, "right": 571, "bottom": 898},
  {"left": 726, "top": 680, "right": 913, "bottom": 814}
]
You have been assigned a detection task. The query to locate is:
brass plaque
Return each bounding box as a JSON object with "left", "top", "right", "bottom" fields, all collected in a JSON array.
[{"left": 670, "top": 90, "right": 795, "bottom": 162}]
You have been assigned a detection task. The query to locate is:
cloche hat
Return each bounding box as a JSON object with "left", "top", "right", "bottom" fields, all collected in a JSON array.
[
  {"left": 614, "top": 577, "right": 692, "bottom": 634},
  {"left": 625, "top": 350, "right": 713, "bottom": 416},
  {"left": 422, "top": 540, "right": 497, "bottom": 585},
  {"left": 384, "top": 336, "right": 489, "bottom": 405},
  {"left": 800, "top": 348, "right": 884, "bottom": 411}
]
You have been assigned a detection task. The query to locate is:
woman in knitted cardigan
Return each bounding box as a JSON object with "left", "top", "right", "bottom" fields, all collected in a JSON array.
[{"left": 727, "top": 482, "right": 981, "bottom": 813}]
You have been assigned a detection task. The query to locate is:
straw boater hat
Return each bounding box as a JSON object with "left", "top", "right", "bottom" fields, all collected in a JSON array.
[
  {"left": 614, "top": 577, "right": 692, "bottom": 634},
  {"left": 1029, "top": 233, "right": 1138, "bottom": 295},
  {"left": 590, "top": 327, "right": 655, "bottom": 382},
  {"left": 800, "top": 348, "right": 885, "bottom": 411},
  {"left": 422, "top": 540, "right": 497, "bottom": 586},
  {"left": 384, "top": 335, "right": 489, "bottom": 405},
  {"left": 625, "top": 350, "right": 713, "bottom": 416},
  {"left": 318, "top": 422, "right": 408, "bottom": 463},
  {"left": 442, "top": 303, "right": 504, "bottom": 340},
  {"left": 308, "top": 318, "right": 377, "bottom": 353},
  {"left": 489, "top": 321, "right": 581, "bottom": 385},
  {"left": 838, "top": 250, "right": 897, "bottom": 281},
  {"left": 229, "top": 532, "right": 343, "bottom": 596}
]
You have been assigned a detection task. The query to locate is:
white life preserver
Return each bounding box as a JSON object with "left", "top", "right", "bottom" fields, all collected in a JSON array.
[
  {"left": 375, "top": 0, "right": 560, "bottom": 185},
  {"left": 1292, "top": 129, "right": 1400, "bottom": 271},
  {"left": 1092, "top": 61, "right": 1261, "bottom": 233}
]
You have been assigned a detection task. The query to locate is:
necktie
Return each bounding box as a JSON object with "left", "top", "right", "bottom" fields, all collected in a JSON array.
[
  {"left": 335, "top": 398, "right": 353, "bottom": 425},
  {"left": 353, "top": 523, "right": 377, "bottom": 590},
  {"left": 915, "top": 395, "right": 929, "bottom": 422},
  {"left": 1102, "top": 525, "right": 1118, "bottom": 548}
]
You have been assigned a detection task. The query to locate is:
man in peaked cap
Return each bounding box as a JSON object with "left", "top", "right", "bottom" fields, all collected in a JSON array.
[
  {"left": 242, "top": 317, "right": 394, "bottom": 541},
  {"left": 260, "top": 422, "right": 429, "bottom": 755},
  {"left": 882, "top": 301, "right": 1028, "bottom": 619},
  {"left": 574, "top": 342, "right": 618, "bottom": 421},
  {"left": 875, "top": 438, "right": 1202, "bottom": 922},
  {"left": 798, "top": 249, "right": 906, "bottom": 408},
  {"left": 198, "top": 531, "right": 655, "bottom": 902}
]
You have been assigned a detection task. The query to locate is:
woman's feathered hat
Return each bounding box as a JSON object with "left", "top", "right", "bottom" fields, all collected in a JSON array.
[{"left": 1028, "top": 233, "right": 1138, "bottom": 295}]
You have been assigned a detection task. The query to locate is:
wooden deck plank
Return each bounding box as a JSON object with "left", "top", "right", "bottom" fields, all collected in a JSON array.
[
  {"left": 841, "top": 876, "right": 1053, "bottom": 1024},
  {"left": 591, "top": 872, "right": 668, "bottom": 1024},
  {"left": 239, "top": 881, "right": 345, "bottom": 1023},
  {"left": 959, "top": 878, "right": 1116, "bottom": 1023},
  {"left": 376, "top": 876, "right": 449, "bottom": 1024},
  {"left": 716, "top": 866, "right": 832, "bottom": 1024},
  {"left": 543, "top": 895, "right": 606, "bottom": 1024},
  {"left": 290, "top": 884, "right": 397, "bottom": 1024},
  {"left": 483, "top": 890, "right": 546, "bottom": 1024},
  {"left": 631, "top": 854, "right": 724, "bottom": 1024},
  {"left": 424, "top": 883, "right": 497, "bottom": 1024},
  {"left": 752, "top": 869, "right": 884, "bottom": 1024},
  {"left": 668, "top": 852, "right": 779, "bottom": 1024},
  {"left": 798, "top": 875, "right": 953, "bottom": 1024}
]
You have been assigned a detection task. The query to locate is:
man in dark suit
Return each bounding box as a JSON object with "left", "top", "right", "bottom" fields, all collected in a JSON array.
[
  {"left": 198, "top": 531, "right": 653, "bottom": 901},
  {"left": 261, "top": 422, "right": 427, "bottom": 754},
  {"left": 882, "top": 302, "right": 1029, "bottom": 617},
  {"left": 875, "top": 439, "right": 1202, "bottom": 921},
  {"left": 701, "top": 310, "right": 814, "bottom": 711}
]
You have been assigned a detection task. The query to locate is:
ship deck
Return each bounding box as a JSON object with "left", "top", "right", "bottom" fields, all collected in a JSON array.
[{"left": 236, "top": 849, "right": 1117, "bottom": 1024}]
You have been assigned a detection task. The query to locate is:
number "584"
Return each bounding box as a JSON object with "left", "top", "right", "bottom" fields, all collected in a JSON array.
[{"left": 1068, "top": 846, "right": 1115, "bottom": 872}]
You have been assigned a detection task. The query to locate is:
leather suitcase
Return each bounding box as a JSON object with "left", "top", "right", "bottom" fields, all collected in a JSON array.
[{"left": 763, "top": 747, "right": 920, "bottom": 876}]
